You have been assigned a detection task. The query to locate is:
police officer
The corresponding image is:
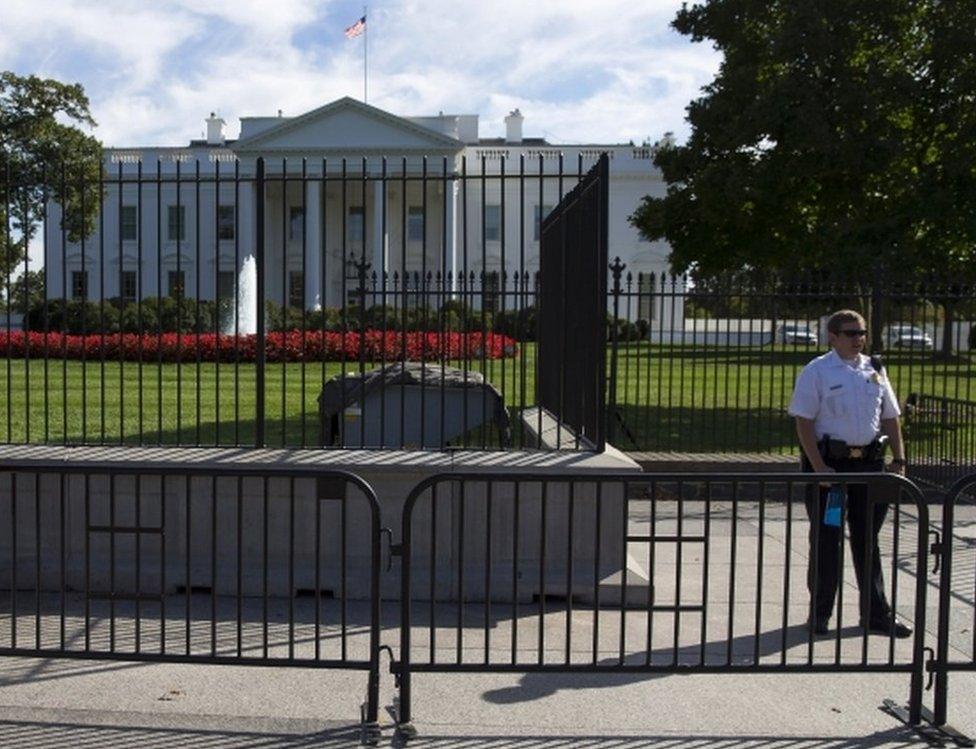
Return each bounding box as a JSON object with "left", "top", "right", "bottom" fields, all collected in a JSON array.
[{"left": 787, "top": 309, "right": 912, "bottom": 638}]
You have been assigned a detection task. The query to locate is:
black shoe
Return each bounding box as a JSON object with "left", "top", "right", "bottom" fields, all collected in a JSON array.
[
  {"left": 808, "top": 617, "right": 830, "bottom": 636},
  {"left": 862, "top": 616, "right": 913, "bottom": 639}
]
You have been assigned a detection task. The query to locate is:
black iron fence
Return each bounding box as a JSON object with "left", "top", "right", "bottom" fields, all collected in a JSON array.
[
  {"left": 928, "top": 473, "right": 976, "bottom": 741},
  {"left": 392, "top": 471, "right": 933, "bottom": 735},
  {"left": 537, "top": 155, "right": 608, "bottom": 450},
  {"left": 903, "top": 393, "right": 976, "bottom": 491},
  {"left": 1, "top": 153, "right": 612, "bottom": 451},
  {"left": 606, "top": 270, "right": 976, "bottom": 467},
  {"left": 0, "top": 462, "right": 384, "bottom": 740}
]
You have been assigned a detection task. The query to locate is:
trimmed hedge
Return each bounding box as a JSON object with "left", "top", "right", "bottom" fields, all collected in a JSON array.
[{"left": 25, "top": 297, "right": 643, "bottom": 343}]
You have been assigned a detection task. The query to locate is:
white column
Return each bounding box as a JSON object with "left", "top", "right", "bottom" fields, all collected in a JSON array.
[
  {"left": 446, "top": 180, "right": 458, "bottom": 296},
  {"left": 304, "top": 180, "right": 322, "bottom": 310},
  {"left": 372, "top": 179, "right": 385, "bottom": 277}
]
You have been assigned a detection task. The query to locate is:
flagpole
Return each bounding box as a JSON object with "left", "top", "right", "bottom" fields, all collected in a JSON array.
[{"left": 363, "top": 6, "right": 368, "bottom": 104}]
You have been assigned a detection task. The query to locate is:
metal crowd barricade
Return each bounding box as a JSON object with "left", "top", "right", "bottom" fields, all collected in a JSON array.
[
  {"left": 0, "top": 461, "right": 384, "bottom": 742},
  {"left": 392, "top": 471, "right": 931, "bottom": 737},
  {"left": 925, "top": 472, "right": 976, "bottom": 746}
]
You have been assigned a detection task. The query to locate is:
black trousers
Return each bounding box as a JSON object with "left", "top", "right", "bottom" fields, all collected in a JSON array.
[{"left": 802, "top": 456, "right": 891, "bottom": 623}]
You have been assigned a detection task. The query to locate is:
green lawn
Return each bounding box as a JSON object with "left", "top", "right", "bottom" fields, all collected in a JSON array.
[
  {"left": 0, "top": 353, "right": 534, "bottom": 448},
  {"left": 1, "top": 342, "right": 973, "bottom": 453}
]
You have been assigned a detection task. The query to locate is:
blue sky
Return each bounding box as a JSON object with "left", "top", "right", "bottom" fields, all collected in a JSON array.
[{"left": 1, "top": 0, "right": 721, "bottom": 148}]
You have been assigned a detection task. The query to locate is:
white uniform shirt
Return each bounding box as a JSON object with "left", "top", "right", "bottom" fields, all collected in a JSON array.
[{"left": 787, "top": 349, "right": 901, "bottom": 446}]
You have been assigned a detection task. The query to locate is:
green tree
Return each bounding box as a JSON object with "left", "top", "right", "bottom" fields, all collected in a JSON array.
[
  {"left": 10, "top": 268, "right": 44, "bottom": 314},
  {"left": 0, "top": 71, "right": 102, "bottom": 298},
  {"left": 631, "top": 1, "right": 976, "bottom": 282}
]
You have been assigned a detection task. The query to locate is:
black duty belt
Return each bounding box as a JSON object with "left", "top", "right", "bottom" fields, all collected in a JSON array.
[{"left": 819, "top": 437, "right": 888, "bottom": 462}]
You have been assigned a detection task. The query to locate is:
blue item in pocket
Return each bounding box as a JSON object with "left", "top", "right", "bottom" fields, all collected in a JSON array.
[{"left": 824, "top": 485, "right": 845, "bottom": 527}]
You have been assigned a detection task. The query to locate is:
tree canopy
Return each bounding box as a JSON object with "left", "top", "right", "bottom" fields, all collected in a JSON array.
[
  {"left": 630, "top": 1, "right": 976, "bottom": 280},
  {"left": 0, "top": 71, "right": 102, "bottom": 289}
]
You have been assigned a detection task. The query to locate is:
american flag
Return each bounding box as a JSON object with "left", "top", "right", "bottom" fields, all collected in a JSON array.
[{"left": 345, "top": 16, "right": 366, "bottom": 38}]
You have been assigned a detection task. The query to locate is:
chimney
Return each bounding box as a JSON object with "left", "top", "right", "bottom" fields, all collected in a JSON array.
[
  {"left": 205, "top": 112, "right": 225, "bottom": 145},
  {"left": 504, "top": 108, "right": 523, "bottom": 144}
]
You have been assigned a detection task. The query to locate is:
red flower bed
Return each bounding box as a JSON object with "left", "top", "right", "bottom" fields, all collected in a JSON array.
[{"left": 0, "top": 330, "right": 517, "bottom": 363}]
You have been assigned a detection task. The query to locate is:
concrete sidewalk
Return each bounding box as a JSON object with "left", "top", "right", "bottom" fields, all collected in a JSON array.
[
  {"left": 0, "top": 658, "right": 960, "bottom": 747},
  {"left": 0, "top": 497, "right": 972, "bottom": 748}
]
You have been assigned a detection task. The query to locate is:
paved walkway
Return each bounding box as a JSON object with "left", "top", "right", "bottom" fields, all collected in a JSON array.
[{"left": 0, "top": 494, "right": 972, "bottom": 748}]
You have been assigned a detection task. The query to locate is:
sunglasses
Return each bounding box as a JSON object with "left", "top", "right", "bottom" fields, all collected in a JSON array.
[{"left": 839, "top": 329, "right": 868, "bottom": 338}]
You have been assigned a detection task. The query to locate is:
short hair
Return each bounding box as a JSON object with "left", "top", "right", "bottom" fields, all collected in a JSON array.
[{"left": 827, "top": 309, "right": 866, "bottom": 335}]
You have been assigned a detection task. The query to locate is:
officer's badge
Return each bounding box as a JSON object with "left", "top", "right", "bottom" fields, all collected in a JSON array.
[{"left": 869, "top": 372, "right": 881, "bottom": 384}]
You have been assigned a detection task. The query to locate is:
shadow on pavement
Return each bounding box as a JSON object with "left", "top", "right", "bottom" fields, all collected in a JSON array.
[
  {"left": 483, "top": 622, "right": 885, "bottom": 704},
  {"left": 395, "top": 727, "right": 926, "bottom": 748},
  {"left": 0, "top": 716, "right": 362, "bottom": 748},
  {"left": 0, "top": 718, "right": 930, "bottom": 748}
]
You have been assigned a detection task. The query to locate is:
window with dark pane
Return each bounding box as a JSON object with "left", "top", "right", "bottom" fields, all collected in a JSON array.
[
  {"left": 288, "top": 206, "right": 304, "bottom": 241},
  {"left": 167, "top": 205, "right": 186, "bottom": 241},
  {"left": 218, "top": 270, "right": 235, "bottom": 300},
  {"left": 218, "top": 205, "right": 235, "bottom": 240},
  {"left": 289, "top": 271, "right": 304, "bottom": 309},
  {"left": 71, "top": 271, "right": 88, "bottom": 300},
  {"left": 120, "top": 206, "right": 137, "bottom": 241},
  {"left": 408, "top": 206, "right": 424, "bottom": 242},
  {"left": 485, "top": 204, "right": 501, "bottom": 241},
  {"left": 347, "top": 206, "right": 365, "bottom": 242},
  {"left": 121, "top": 270, "right": 137, "bottom": 302},
  {"left": 168, "top": 270, "right": 185, "bottom": 298}
]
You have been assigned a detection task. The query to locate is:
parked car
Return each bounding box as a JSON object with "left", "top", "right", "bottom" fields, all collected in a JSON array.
[
  {"left": 777, "top": 323, "right": 818, "bottom": 345},
  {"left": 883, "top": 323, "right": 934, "bottom": 350}
]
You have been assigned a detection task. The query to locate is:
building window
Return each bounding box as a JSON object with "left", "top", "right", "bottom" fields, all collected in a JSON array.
[
  {"left": 288, "top": 206, "right": 304, "bottom": 241},
  {"left": 407, "top": 206, "right": 424, "bottom": 242},
  {"left": 167, "top": 205, "right": 186, "bottom": 241},
  {"left": 218, "top": 205, "right": 235, "bottom": 240},
  {"left": 218, "top": 270, "right": 236, "bottom": 300},
  {"left": 288, "top": 271, "right": 304, "bottom": 309},
  {"left": 121, "top": 270, "right": 137, "bottom": 302},
  {"left": 71, "top": 271, "right": 88, "bottom": 300},
  {"left": 168, "top": 270, "right": 185, "bottom": 298},
  {"left": 485, "top": 204, "right": 501, "bottom": 241},
  {"left": 482, "top": 270, "right": 500, "bottom": 314},
  {"left": 347, "top": 206, "right": 364, "bottom": 243},
  {"left": 120, "top": 206, "right": 137, "bottom": 241},
  {"left": 534, "top": 204, "right": 553, "bottom": 241}
]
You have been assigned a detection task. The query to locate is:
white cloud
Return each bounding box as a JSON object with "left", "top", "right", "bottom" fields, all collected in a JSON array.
[{"left": 0, "top": 0, "right": 721, "bottom": 147}]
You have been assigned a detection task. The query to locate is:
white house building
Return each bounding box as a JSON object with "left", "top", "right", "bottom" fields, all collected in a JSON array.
[{"left": 44, "top": 97, "right": 680, "bottom": 333}]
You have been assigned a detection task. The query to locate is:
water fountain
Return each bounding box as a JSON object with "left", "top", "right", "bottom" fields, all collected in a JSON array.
[{"left": 233, "top": 254, "right": 258, "bottom": 335}]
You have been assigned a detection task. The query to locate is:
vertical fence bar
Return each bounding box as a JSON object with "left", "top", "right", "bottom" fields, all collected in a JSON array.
[
  {"left": 537, "top": 480, "right": 547, "bottom": 665},
  {"left": 185, "top": 473, "right": 191, "bottom": 655},
  {"left": 110, "top": 473, "right": 116, "bottom": 650},
  {"left": 34, "top": 473, "right": 40, "bottom": 649},
  {"left": 255, "top": 157, "right": 266, "bottom": 447},
  {"left": 211, "top": 475, "right": 217, "bottom": 657},
  {"left": 194, "top": 159, "right": 202, "bottom": 445},
  {"left": 281, "top": 158, "right": 288, "bottom": 447},
  {"left": 175, "top": 158, "right": 182, "bottom": 444},
  {"left": 98, "top": 160, "right": 105, "bottom": 444},
  {"left": 135, "top": 473, "right": 142, "bottom": 652},
  {"left": 236, "top": 475, "right": 242, "bottom": 658},
  {"left": 60, "top": 472, "right": 66, "bottom": 650}
]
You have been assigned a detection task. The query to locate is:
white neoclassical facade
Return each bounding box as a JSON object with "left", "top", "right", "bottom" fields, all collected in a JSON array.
[{"left": 45, "top": 97, "right": 677, "bottom": 332}]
